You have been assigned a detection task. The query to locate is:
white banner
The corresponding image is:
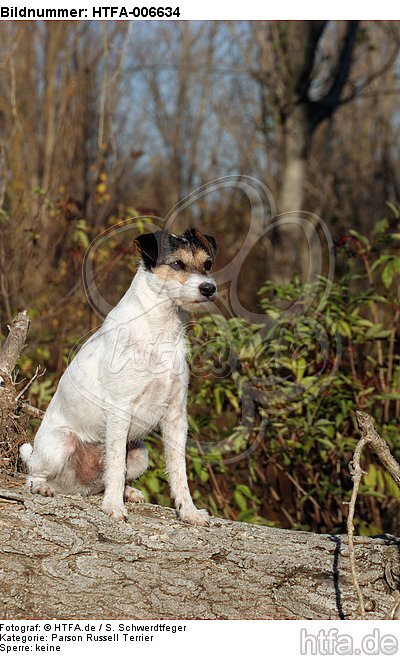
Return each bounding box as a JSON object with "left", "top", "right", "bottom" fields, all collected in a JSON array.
[
  {"left": 1, "top": 621, "right": 400, "bottom": 656},
  {"left": 0, "top": 0, "right": 398, "bottom": 20}
]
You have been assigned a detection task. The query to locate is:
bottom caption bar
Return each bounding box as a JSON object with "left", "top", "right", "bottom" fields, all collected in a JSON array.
[{"left": 0, "top": 620, "right": 399, "bottom": 655}]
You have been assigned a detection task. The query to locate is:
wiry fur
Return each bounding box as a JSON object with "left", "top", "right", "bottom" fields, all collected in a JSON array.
[{"left": 20, "top": 228, "right": 217, "bottom": 524}]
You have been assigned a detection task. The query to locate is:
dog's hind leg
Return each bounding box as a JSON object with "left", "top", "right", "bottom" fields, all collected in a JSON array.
[
  {"left": 124, "top": 441, "right": 148, "bottom": 504},
  {"left": 25, "top": 427, "right": 77, "bottom": 497}
]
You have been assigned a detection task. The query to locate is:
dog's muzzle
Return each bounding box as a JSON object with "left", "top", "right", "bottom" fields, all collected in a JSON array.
[{"left": 199, "top": 282, "right": 216, "bottom": 298}]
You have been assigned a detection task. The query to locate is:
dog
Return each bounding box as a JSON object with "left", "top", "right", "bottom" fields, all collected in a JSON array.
[{"left": 20, "top": 228, "right": 217, "bottom": 525}]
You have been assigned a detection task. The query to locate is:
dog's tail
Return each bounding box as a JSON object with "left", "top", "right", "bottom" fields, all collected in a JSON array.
[{"left": 19, "top": 443, "right": 33, "bottom": 465}]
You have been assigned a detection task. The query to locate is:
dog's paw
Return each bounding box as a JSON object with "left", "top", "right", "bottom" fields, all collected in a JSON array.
[
  {"left": 108, "top": 508, "right": 128, "bottom": 522},
  {"left": 124, "top": 486, "right": 145, "bottom": 504},
  {"left": 177, "top": 506, "right": 210, "bottom": 527},
  {"left": 30, "top": 481, "right": 54, "bottom": 497},
  {"left": 101, "top": 500, "right": 128, "bottom": 522}
]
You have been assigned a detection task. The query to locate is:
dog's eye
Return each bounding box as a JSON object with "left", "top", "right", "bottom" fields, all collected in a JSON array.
[
  {"left": 169, "top": 260, "right": 185, "bottom": 271},
  {"left": 204, "top": 259, "right": 212, "bottom": 272}
]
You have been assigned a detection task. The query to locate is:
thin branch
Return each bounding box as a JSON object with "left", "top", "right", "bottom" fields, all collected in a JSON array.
[
  {"left": 339, "top": 44, "right": 400, "bottom": 106},
  {"left": 347, "top": 411, "right": 400, "bottom": 620},
  {"left": 98, "top": 23, "right": 110, "bottom": 152},
  {"left": 19, "top": 401, "right": 44, "bottom": 420},
  {"left": 15, "top": 366, "right": 46, "bottom": 402},
  {"left": 356, "top": 411, "right": 400, "bottom": 489},
  {"left": 352, "top": 89, "right": 400, "bottom": 100},
  {"left": 347, "top": 434, "right": 367, "bottom": 619},
  {"left": 387, "top": 593, "right": 400, "bottom": 620}
]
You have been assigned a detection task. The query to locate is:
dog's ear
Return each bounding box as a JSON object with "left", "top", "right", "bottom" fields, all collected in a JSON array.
[
  {"left": 168, "top": 233, "right": 181, "bottom": 251},
  {"left": 134, "top": 232, "right": 163, "bottom": 269},
  {"left": 204, "top": 234, "right": 217, "bottom": 258},
  {"left": 188, "top": 228, "right": 217, "bottom": 258}
]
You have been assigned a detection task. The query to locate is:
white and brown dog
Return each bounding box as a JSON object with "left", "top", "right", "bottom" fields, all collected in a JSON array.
[{"left": 20, "top": 228, "right": 217, "bottom": 525}]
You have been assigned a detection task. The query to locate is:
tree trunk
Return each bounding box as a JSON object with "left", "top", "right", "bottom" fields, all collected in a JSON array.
[
  {"left": 279, "top": 107, "right": 310, "bottom": 217},
  {"left": 1, "top": 485, "right": 399, "bottom": 620},
  {"left": 262, "top": 21, "right": 359, "bottom": 283},
  {"left": 273, "top": 106, "right": 311, "bottom": 283}
]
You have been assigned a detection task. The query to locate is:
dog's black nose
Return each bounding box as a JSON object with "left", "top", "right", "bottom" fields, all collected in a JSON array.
[{"left": 199, "top": 282, "right": 216, "bottom": 298}]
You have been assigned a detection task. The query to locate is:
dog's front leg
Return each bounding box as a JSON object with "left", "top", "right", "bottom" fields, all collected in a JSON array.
[
  {"left": 101, "top": 412, "right": 129, "bottom": 521},
  {"left": 162, "top": 396, "right": 210, "bottom": 527}
]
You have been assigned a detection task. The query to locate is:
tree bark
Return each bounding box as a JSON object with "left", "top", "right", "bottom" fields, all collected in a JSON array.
[
  {"left": 1, "top": 485, "right": 399, "bottom": 620},
  {"left": 274, "top": 105, "right": 311, "bottom": 283}
]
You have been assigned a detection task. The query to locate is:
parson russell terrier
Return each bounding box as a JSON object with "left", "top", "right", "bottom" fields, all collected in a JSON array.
[{"left": 20, "top": 228, "right": 217, "bottom": 525}]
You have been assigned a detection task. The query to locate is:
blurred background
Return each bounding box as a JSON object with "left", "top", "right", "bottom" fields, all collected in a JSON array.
[{"left": 1, "top": 20, "right": 400, "bottom": 534}]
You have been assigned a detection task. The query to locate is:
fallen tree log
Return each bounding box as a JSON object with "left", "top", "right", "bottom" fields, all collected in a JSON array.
[{"left": 0, "top": 484, "right": 399, "bottom": 620}]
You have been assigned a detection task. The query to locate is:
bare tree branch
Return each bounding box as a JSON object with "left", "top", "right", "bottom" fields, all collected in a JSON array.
[
  {"left": 387, "top": 593, "right": 400, "bottom": 620},
  {"left": 19, "top": 401, "right": 44, "bottom": 420},
  {"left": 356, "top": 411, "right": 400, "bottom": 489},
  {"left": 0, "top": 310, "right": 30, "bottom": 378},
  {"left": 15, "top": 365, "right": 46, "bottom": 402},
  {"left": 347, "top": 433, "right": 367, "bottom": 619},
  {"left": 347, "top": 411, "right": 400, "bottom": 619},
  {"left": 339, "top": 43, "right": 400, "bottom": 106}
]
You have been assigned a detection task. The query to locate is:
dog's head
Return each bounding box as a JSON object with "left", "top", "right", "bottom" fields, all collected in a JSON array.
[{"left": 135, "top": 228, "right": 217, "bottom": 311}]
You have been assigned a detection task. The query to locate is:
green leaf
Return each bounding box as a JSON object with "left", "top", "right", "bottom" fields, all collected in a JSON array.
[
  {"left": 336, "top": 320, "right": 352, "bottom": 338},
  {"left": 373, "top": 218, "right": 389, "bottom": 235},
  {"left": 236, "top": 484, "right": 254, "bottom": 499},
  {"left": 214, "top": 387, "right": 223, "bottom": 414},
  {"left": 349, "top": 229, "right": 370, "bottom": 247},
  {"left": 233, "top": 490, "right": 248, "bottom": 512},
  {"left": 365, "top": 324, "right": 391, "bottom": 339},
  {"left": 370, "top": 254, "right": 392, "bottom": 273},
  {"left": 386, "top": 202, "right": 400, "bottom": 218},
  {"left": 382, "top": 262, "right": 394, "bottom": 289},
  {"left": 145, "top": 475, "right": 160, "bottom": 494}
]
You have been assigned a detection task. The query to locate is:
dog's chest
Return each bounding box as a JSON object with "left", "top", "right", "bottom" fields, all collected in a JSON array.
[{"left": 127, "top": 333, "right": 187, "bottom": 436}]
